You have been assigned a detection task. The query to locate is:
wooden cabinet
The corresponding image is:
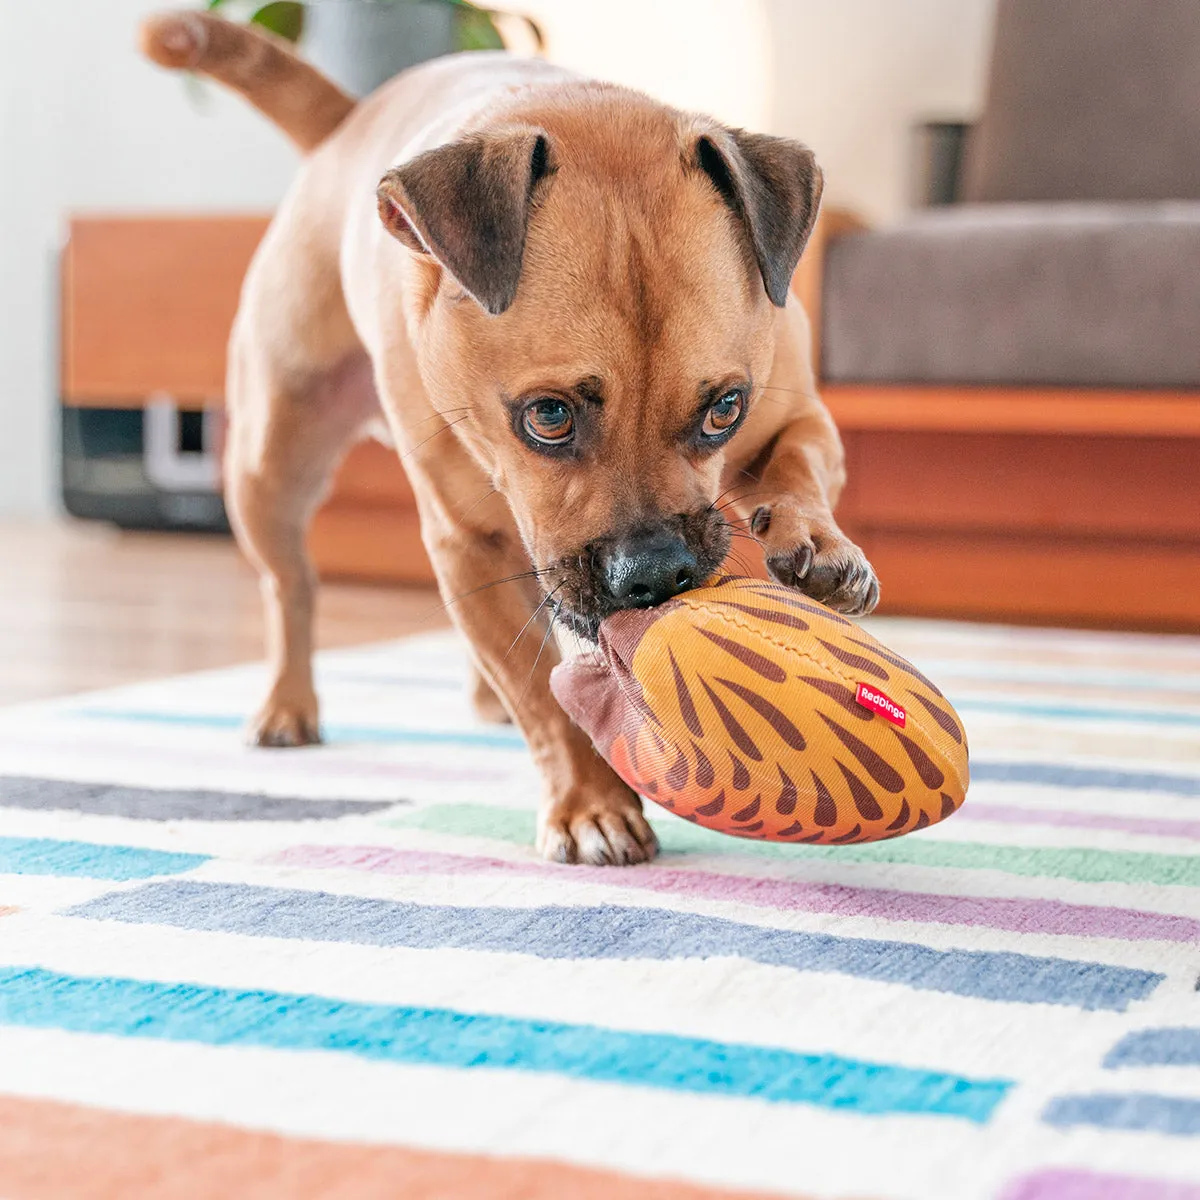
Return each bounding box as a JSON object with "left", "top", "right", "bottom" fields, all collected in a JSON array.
[
  {"left": 827, "top": 392, "right": 1200, "bottom": 629},
  {"left": 309, "top": 440, "right": 434, "bottom": 584},
  {"left": 62, "top": 215, "right": 433, "bottom": 583},
  {"left": 63, "top": 214, "right": 1200, "bottom": 627},
  {"left": 63, "top": 216, "right": 270, "bottom": 405}
]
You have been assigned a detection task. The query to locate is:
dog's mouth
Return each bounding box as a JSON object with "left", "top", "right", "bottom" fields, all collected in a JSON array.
[{"left": 540, "top": 508, "right": 733, "bottom": 641}]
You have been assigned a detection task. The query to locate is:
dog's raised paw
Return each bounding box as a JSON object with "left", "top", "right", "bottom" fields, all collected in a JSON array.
[
  {"left": 753, "top": 503, "right": 879, "bottom": 616},
  {"left": 249, "top": 696, "right": 322, "bottom": 748},
  {"left": 767, "top": 538, "right": 879, "bottom": 616},
  {"left": 537, "top": 788, "right": 659, "bottom": 866}
]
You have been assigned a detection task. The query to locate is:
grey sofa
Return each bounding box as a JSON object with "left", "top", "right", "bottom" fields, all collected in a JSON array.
[
  {"left": 809, "top": 0, "right": 1200, "bottom": 629},
  {"left": 821, "top": 0, "right": 1200, "bottom": 390}
]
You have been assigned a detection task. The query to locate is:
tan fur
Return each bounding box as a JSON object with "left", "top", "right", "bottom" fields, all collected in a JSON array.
[
  {"left": 139, "top": 12, "right": 354, "bottom": 151},
  {"left": 141, "top": 15, "right": 877, "bottom": 865}
]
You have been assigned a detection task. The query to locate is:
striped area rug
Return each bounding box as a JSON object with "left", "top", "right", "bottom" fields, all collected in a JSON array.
[{"left": 0, "top": 619, "right": 1198, "bottom": 1199}]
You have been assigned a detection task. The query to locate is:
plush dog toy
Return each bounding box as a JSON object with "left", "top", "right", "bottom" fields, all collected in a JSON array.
[{"left": 551, "top": 577, "right": 968, "bottom": 844}]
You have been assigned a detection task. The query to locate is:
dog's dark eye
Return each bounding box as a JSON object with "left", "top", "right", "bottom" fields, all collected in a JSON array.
[
  {"left": 701, "top": 391, "right": 744, "bottom": 439},
  {"left": 521, "top": 398, "right": 575, "bottom": 446}
]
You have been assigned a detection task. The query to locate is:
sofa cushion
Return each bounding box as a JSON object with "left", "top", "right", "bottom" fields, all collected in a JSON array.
[
  {"left": 821, "top": 203, "right": 1200, "bottom": 388},
  {"left": 962, "top": 0, "right": 1200, "bottom": 202}
]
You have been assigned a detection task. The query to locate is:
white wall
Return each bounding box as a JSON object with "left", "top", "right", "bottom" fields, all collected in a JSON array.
[
  {"left": 0, "top": 0, "right": 298, "bottom": 515},
  {"left": 517, "top": 0, "right": 776, "bottom": 132},
  {"left": 763, "top": 0, "right": 996, "bottom": 223},
  {"left": 0, "top": 0, "right": 994, "bottom": 515},
  {"left": 519, "top": 0, "right": 997, "bottom": 224}
]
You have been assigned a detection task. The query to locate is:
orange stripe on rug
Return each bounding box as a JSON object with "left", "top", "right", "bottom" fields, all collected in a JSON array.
[
  {"left": 0, "top": 1095, "right": 799, "bottom": 1200},
  {"left": 0, "top": 907, "right": 17, "bottom": 917}
]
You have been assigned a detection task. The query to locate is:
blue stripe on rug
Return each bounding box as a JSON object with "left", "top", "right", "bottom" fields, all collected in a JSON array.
[
  {"left": 1105, "top": 1029, "right": 1200, "bottom": 1068},
  {"left": 67, "top": 881, "right": 1163, "bottom": 1011},
  {"left": 955, "top": 698, "right": 1200, "bottom": 728},
  {"left": 70, "top": 709, "right": 526, "bottom": 750},
  {"left": 316, "top": 672, "right": 465, "bottom": 689},
  {"left": 921, "top": 660, "right": 1200, "bottom": 693},
  {"left": 970, "top": 761, "right": 1200, "bottom": 798},
  {"left": 62, "top": 710, "right": 1200, "bottom": 797},
  {"left": 0, "top": 776, "right": 398, "bottom": 822},
  {"left": 1043, "top": 1093, "right": 1200, "bottom": 1136},
  {"left": 0, "top": 965, "right": 1010, "bottom": 1121},
  {"left": 0, "top": 836, "right": 208, "bottom": 880}
]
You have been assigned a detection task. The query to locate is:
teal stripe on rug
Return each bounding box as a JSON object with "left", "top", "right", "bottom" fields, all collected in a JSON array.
[
  {"left": 0, "top": 836, "right": 208, "bottom": 880},
  {"left": 389, "top": 805, "right": 1200, "bottom": 887},
  {"left": 74, "top": 698, "right": 1200, "bottom": 736},
  {"left": 70, "top": 709, "right": 526, "bottom": 750},
  {"left": 0, "top": 966, "right": 1011, "bottom": 1121}
]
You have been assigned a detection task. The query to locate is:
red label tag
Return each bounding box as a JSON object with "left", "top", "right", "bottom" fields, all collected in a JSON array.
[{"left": 856, "top": 683, "right": 906, "bottom": 727}]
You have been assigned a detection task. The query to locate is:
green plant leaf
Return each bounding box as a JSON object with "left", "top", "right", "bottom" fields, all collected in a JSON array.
[
  {"left": 456, "top": 6, "right": 505, "bottom": 51},
  {"left": 457, "top": 0, "right": 545, "bottom": 51},
  {"left": 250, "top": 0, "right": 304, "bottom": 42}
]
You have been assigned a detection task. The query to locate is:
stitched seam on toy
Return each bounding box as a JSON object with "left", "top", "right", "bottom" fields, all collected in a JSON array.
[
  {"left": 603, "top": 647, "right": 689, "bottom": 751},
  {"left": 681, "top": 599, "right": 946, "bottom": 753}
]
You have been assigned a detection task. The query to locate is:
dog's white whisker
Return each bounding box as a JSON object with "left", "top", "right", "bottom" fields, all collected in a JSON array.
[{"left": 503, "top": 583, "right": 562, "bottom": 662}]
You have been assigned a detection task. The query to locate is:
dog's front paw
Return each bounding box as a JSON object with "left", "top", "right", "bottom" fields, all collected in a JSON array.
[
  {"left": 249, "top": 689, "right": 321, "bottom": 748},
  {"left": 538, "top": 781, "right": 659, "bottom": 866},
  {"left": 752, "top": 502, "right": 880, "bottom": 615}
]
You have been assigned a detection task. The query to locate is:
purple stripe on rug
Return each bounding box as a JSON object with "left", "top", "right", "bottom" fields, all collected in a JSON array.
[
  {"left": 956, "top": 803, "right": 1200, "bottom": 841},
  {"left": 1001, "top": 1169, "right": 1200, "bottom": 1200},
  {"left": 267, "top": 845, "right": 1200, "bottom": 943}
]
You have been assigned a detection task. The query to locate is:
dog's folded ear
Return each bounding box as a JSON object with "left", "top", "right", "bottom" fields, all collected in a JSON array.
[
  {"left": 693, "top": 127, "right": 824, "bottom": 308},
  {"left": 377, "top": 127, "right": 553, "bottom": 316}
]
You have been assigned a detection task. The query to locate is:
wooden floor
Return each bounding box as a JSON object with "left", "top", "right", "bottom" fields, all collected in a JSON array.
[{"left": 1, "top": 520, "right": 445, "bottom": 706}]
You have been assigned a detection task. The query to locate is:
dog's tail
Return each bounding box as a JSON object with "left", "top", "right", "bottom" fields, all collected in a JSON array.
[{"left": 138, "top": 11, "right": 355, "bottom": 153}]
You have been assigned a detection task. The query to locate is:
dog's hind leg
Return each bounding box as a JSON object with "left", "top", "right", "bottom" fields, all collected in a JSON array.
[
  {"left": 225, "top": 343, "right": 377, "bottom": 746},
  {"left": 469, "top": 668, "right": 514, "bottom": 724}
]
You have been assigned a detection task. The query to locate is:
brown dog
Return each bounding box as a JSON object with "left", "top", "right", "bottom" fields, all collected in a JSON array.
[{"left": 140, "top": 13, "right": 879, "bottom": 865}]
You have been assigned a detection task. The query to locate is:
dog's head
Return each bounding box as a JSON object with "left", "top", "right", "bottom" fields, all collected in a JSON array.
[{"left": 377, "top": 87, "right": 822, "bottom": 637}]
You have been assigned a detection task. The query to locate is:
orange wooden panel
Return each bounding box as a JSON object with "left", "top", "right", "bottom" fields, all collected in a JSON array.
[
  {"left": 823, "top": 384, "right": 1200, "bottom": 437},
  {"left": 839, "top": 431, "right": 1200, "bottom": 540},
  {"left": 855, "top": 529, "right": 1200, "bottom": 628},
  {"left": 310, "top": 483, "right": 767, "bottom": 588},
  {"left": 325, "top": 439, "right": 417, "bottom": 508},
  {"left": 63, "top": 215, "right": 270, "bottom": 404},
  {"left": 309, "top": 504, "right": 434, "bottom": 584}
]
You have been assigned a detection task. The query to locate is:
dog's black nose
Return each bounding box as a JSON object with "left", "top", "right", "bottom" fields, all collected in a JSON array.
[{"left": 602, "top": 532, "right": 698, "bottom": 608}]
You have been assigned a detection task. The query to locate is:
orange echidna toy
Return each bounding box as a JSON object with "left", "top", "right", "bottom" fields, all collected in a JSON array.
[{"left": 550, "top": 576, "right": 969, "bottom": 844}]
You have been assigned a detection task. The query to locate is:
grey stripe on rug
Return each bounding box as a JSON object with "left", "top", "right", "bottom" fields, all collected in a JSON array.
[{"left": 0, "top": 776, "right": 404, "bottom": 822}]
